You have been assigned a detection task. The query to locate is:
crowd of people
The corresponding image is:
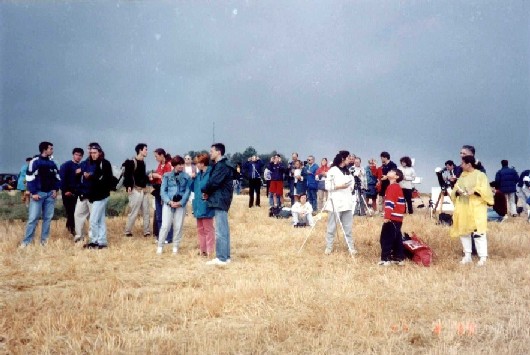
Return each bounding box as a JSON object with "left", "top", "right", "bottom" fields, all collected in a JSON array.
[
  {"left": 13, "top": 141, "right": 530, "bottom": 267},
  {"left": 17, "top": 141, "right": 234, "bottom": 266}
]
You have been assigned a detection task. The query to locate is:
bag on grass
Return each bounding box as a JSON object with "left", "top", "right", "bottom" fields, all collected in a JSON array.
[
  {"left": 402, "top": 232, "right": 433, "bottom": 267},
  {"left": 438, "top": 213, "right": 453, "bottom": 226}
]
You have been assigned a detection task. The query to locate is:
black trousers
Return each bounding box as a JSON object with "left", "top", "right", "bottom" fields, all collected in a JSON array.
[
  {"left": 402, "top": 188, "right": 414, "bottom": 214},
  {"left": 248, "top": 178, "right": 262, "bottom": 207},
  {"left": 62, "top": 193, "right": 77, "bottom": 236},
  {"left": 380, "top": 221, "right": 404, "bottom": 261}
]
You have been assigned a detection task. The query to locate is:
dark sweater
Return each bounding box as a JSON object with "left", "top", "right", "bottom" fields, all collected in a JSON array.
[{"left": 123, "top": 158, "right": 148, "bottom": 188}]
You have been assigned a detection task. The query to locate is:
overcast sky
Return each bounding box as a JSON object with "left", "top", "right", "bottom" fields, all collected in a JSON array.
[{"left": 1, "top": 1, "right": 528, "bottom": 191}]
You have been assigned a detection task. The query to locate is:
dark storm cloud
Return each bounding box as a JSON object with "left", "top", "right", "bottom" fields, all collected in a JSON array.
[{"left": 1, "top": 1, "right": 528, "bottom": 190}]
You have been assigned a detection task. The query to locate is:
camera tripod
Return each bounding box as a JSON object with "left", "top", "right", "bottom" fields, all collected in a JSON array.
[
  {"left": 298, "top": 189, "right": 356, "bottom": 258},
  {"left": 352, "top": 183, "right": 374, "bottom": 217},
  {"left": 430, "top": 188, "right": 449, "bottom": 219}
]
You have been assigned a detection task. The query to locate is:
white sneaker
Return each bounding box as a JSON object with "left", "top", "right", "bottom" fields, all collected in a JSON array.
[
  {"left": 172, "top": 247, "right": 178, "bottom": 254},
  {"left": 324, "top": 247, "right": 332, "bottom": 255},
  {"left": 156, "top": 247, "right": 163, "bottom": 255},
  {"left": 206, "top": 258, "right": 227, "bottom": 266},
  {"left": 19, "top": 243, "right": 29, "bottom": 249},
  {"left": 74, "top": 235, "right": 83, "bottom": 243},
  {"left": 476, "top": 257, "right": 487, "bottom": 267},
  {"left": 393, "top": 260, "right": 405, "bottom": 266},
  {"left": 378, "top": 260, "right": 392, "bottom": 266},
  {"left": 460, "top": 255, "right": 473, "bottom": 265}
]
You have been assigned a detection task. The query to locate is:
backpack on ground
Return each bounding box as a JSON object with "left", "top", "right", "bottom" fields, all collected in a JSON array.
[
  {"left": 402, "top": 232, "right": 433, "bottom": 267},
  {"left": 269, "top": 206, "right": 291, "bottom": 219},
  {"left": 438, "top": 212, "right": 453, "bottom": 226}
]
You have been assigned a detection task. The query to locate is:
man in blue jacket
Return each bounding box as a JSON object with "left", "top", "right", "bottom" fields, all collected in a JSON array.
[
  {"left": 21, "top": 141, "right": 61, "bottom": 247},
  {"left": 305, "top": 155, "right": 319, "bottom": 211},
  {"left": 203, "top": 143, "right": 234, "bottom": 266},
  {"left": 59, "top": 147, "right": 84, "bottom": 236},
  {"left": 495, "top": 160, "right": 519, "bottom": 217}
]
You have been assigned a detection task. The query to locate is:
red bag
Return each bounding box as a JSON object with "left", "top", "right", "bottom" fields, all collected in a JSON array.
[{"left": 402, "top": 233, "right": 433, "bottom": 267}]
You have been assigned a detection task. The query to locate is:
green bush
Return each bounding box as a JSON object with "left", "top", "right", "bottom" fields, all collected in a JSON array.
[{"left": 0, "top": 191, "right": 129, "bottom": 221}]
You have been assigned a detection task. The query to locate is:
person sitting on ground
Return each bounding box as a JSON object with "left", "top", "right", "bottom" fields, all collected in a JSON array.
[
  {"left": 487, "top": 181, "right": 507, "bottom": 222},
  {"left": 291, "top": 193, "right": 315, "bottom": 227}
]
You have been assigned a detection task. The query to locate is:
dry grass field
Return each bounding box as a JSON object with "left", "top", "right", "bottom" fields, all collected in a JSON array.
[{"left": 1, "top": 192, "right": 529, "bottom": 354}]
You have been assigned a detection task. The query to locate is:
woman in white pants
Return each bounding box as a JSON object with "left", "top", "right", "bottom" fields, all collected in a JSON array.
[
  {"left": 157, "top": 155, "right": 192, "bottom": 254},
  {"left": 450, "top": 155, "right": 493, "bottom": 266}
]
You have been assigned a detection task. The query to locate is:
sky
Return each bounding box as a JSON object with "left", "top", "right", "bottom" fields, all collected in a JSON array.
[{"left": 1, "top": 1, "right": 529, "bottom": 191}]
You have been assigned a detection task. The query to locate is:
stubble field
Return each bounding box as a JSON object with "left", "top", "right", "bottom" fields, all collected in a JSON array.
[{"left": 1, "top": 192, "right": 529, "bottom": 354}]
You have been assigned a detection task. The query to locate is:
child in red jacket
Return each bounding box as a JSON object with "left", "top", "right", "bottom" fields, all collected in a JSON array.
[{"left": 378, "top": 169, "right": 406, "bottom": 266}]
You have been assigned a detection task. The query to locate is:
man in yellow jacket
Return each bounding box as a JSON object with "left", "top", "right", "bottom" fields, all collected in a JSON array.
[{"left": 450, "top": 155, "right": 494, "bottom": 266}]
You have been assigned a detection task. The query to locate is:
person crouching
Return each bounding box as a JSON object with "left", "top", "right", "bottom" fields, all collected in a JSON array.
[
  {"left": 291, "top": 193, "right": 315, "bottom": 227},
  {"left": 157, "top": 155, "right": 192, "bottom": 255},
  {"left": 378, "top": 169, "right": 406, "bottom": 266}
]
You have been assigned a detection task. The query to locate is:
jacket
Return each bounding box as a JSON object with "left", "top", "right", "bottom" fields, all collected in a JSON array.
[
  {"left": 202, "top": 157, "right": 235, "bottom": 211},
  {"left": 17, "top": 164, "right": 28, "bottom": 191},
  {"left": 191, "top": 167, "right": 215, "bottom": 218},
  {"left": 89, "top": 159, "right": 113, "bottom": 202},
  {"left": 305, "top": 163, "right": 319, "bottom": 190},
  {"left": 243, "top": 160, "right": 264, "bottom": 180},
  {"left": 161, "top": 171, "right": 192, "bottom": 207},
  {"left": 398, "top": 166, "right": 416, "bottom": 190},
  {"left": 384, "top": 183, "right": 406, "bottom": 222},
  {"left": 324, "top": 166, "right": 353, "bottom": 212},
  {"left": 450, "top": 169, "right": 493, "bottom": 238},
  {"left": 123, "top": 158, "right": 148, "bottom": 189},
  {"left": 267, "top": 162, "right": 285, "bottom": 181},
  {"left": 60, "top": 160, "right": 81, "bottom": 195},
  {"left": 495, "top": 167, "right": 519, "bottom": 194},
  {"left": 78, "top": 158, "right": 98, "bottom": 198},
  {"left": 26, "top": 155, "right": 61, "bottom": 194}
]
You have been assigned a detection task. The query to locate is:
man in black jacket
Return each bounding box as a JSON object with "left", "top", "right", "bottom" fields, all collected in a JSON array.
[
  {"left": 202, "top": 143, "right": 234, "bottom": 265},
  {"left": 59, "top": 148, "right": 84, "bottom": 236},
  {"left": 123, "top": 143, "right": 150, "bottom": 237}
]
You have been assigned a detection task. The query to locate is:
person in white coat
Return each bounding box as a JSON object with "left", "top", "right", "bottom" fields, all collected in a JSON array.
[{"left": 324, "top": 151, "right": 357, "bottom": 255}]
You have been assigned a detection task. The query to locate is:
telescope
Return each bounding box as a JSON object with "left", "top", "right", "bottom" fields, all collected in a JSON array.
[{"left": 434, "top": 167, "right": 449, "bottom": 192}]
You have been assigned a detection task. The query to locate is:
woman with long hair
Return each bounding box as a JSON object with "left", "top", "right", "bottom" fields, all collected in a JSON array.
[
  {"left": 150, "top": 148, "right": 173, "bottom": 242},
  {"left": 398, "top": 156, "right": 416, "bottom": 214},
  {"left": 157, "top": 155, "right": 192, "bottom": 254},
  {"left": 323, "top": 151, "right": 356, "bottom": 256},
  {"left": 83, "top": 143, "right": 113, "bottom": 249}
]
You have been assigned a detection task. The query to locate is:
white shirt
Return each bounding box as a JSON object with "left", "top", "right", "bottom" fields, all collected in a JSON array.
[{"left": 325, "top": 166, "right": 354, "bottom": 212}]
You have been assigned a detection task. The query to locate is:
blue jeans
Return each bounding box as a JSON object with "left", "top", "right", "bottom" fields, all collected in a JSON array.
[
  {"left": 90, "top": 197, "right": 109, "bottom": 246},
  {"left": 487, "top": 208, "right": 504, "bottom": 222},
  {"left": 155, "top": 195, "right": 173, "bottom": 243},
  {"left": 307, "top": 188, "right": 317, "bottom": 211},
  {"left": 23, "top": 191, "right": 56, "bottom": 245},
  {"left": 214, "top": 209, "right": 230, "bottom": 262}
]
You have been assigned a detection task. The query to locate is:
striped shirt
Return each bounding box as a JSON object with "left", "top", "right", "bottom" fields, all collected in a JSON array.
[{"left": 384, "top": 183, "right": 406, "bottom": 222}]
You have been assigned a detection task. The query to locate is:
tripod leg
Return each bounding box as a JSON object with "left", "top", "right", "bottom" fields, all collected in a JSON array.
[
  {"left": 330, "top": 198, "right": 356, "bottom": 257},
  {"left": 298, "top": 199, "right": 330, "bottom": 254}
]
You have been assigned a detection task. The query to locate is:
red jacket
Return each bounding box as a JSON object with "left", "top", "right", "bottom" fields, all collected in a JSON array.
[{"left": 384, "top": 183, "right": 406, "bottom": 222}]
